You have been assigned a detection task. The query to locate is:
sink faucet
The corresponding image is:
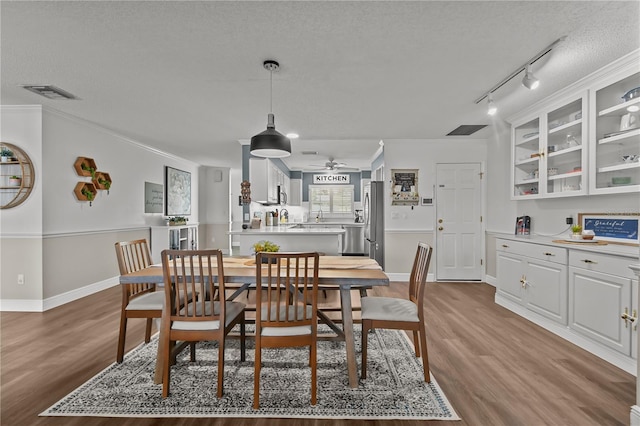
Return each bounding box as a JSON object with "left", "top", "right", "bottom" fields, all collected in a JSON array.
[{"left": 315, "top": 208, "right": 324, "bottom": 222}]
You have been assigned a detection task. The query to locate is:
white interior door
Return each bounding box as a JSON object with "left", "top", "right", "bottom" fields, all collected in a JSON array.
[{"left": 435, "top": 163, "right": 483, "bottom": 281}]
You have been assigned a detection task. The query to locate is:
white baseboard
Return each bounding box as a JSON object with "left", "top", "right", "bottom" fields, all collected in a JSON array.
[
  {"left": 495, "top": 293, "right": 637, "bottom": 376},
  {"left": 1, "top": 276, "right": 119, "bottom": 312},
  {"left": 0, "top": 299, "right": 44, "bottom": 312},
  {"left": 631, "top": 405, "right": 640, "bottom": 426},
  {"left": 384, "top": 272, "right": 435, "bottom": 282},
  {"left": 484, "top": 274, "right": 497, "bottom": 287}
]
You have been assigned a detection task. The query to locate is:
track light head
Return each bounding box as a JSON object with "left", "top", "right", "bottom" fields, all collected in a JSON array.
[
  {"left": 487, "top": 94, "right": 497, "bottom": 116},
  {"left": 522, "top": 64, "right": 540, "bottom": 90}
]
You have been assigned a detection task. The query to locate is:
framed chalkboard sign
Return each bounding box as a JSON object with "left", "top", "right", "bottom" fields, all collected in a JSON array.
[{"left": 578, "top": 213, "right": 639, "bottom": 245}]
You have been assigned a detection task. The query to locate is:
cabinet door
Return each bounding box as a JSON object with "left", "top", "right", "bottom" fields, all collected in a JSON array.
[
  {"left": 289, "top": 179, "right": 301, "bottom": 206},
  {"left": 497, "top": 252, "right": 525, "bottom": 304},
  {"left": 569, "top": 267, "right": 632, "bottom": 356},
  {"left": 512, "top": 117, "right": 542, "bottom": 199},
  {"left": 525, "top": 259, "right": 567, "bottom": 324},
  {"left": 590, "top": 69, "right": 640, "bottom": 194},
  {"left": 544, "top": 95, "right": 587, "bottom": 197}
]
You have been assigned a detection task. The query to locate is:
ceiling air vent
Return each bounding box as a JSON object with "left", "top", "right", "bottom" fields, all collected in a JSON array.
[
  {"left": 301, "top": 151, "right": 318, "bottom": 155},
  {"left": 446, "top": 125, "right": 487, "bottom": 136},
  {"left": 21, "top": 85, "right": 78, "bottom": 100}
]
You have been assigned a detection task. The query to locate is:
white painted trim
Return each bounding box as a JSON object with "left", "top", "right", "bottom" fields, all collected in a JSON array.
[
  {"left": 631, "top": 405, "right": 640, "bottom": 426},
  {"left": 385, "top": 229, "right": 432, "bottom": 233},
  {"left": 484, "top": 274, "right": 497, "bottom": 287},
  {"left": 0, "top": 298, "right": 44, "bottom": 312},
  {"left": 385, "top": 272, "right": 435, "bottom": 282},
  {"left": 43, "top": 276, "right": 120, "bottom": 311},
  {"left": 42, "top": 107, "right": 199, "bottom": 166},
  {"left": 495, "top": 292, "right": 637, "bottom": 375},
  {"left": 43, "top": 227, "right": 151, "bottom": 239},
  {"left": 0, "top": 276, "right": 121, "bottom": 312}
]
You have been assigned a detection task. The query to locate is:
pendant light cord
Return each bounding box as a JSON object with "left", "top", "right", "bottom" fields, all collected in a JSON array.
[{"left": 269, "top": 68, "right": 273, "bottom": 114}]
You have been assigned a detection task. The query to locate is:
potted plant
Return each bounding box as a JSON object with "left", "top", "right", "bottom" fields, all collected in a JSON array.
[
  {"left": 168, "top": 216, "right": 187, "bottom": 226},
  {"left": 253, "top": 240, "right": 280, "bottom": 263},
  {"left": 570, "top": 224, "right": 583, "bottom": 239},
  {"left": 8, "top": 175, "right": 21, "bottom": 186},
  {"left": 1, "top": 147, "right": 13, "bottom": 162},
  {"left": 81, "top": 186, "right": 95, "bottom": 206},
  {"left": 81, "top": 162, "right": 97, "bottom": 179}
]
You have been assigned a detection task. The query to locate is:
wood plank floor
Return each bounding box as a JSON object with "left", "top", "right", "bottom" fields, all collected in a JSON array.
[{"left": 1, "top": 281, "right": 634, "bottom": 425}]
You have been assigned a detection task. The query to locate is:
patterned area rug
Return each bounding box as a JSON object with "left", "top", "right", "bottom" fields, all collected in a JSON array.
[{"left": 41, "top": 326, "right": 459, "bottom": 420}]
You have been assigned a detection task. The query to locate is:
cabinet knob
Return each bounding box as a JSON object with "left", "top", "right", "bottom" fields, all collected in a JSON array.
[{"left": 438, "top": 226, "right": 444, "bottom": 231}]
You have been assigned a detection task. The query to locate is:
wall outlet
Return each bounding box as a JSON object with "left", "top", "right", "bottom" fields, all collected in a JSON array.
[
  {"left": 17, "top": 274, "right": 24, "bottom": 285},
  {"left": 566, "top": 217, "right": 573, "bottom": 225}
]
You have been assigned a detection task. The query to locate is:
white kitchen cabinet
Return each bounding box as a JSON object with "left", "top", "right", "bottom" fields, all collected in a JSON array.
[
  {"left": 511, "top": 93, "right": 587, "bottom": 200},
  {"left": 150, "top": 224, "right": 199, "bottom": 263},
  {"left": 250, "top": 158, "right": 279, "bottom": 203},
  {"left": 289, "top": 178, "right": 301, "bottom": 206},
  {"left": 589, "top": 66, "right": 640, "bottom": 195},
  {"left": 569, "top": 250, "right": 638, "bottom": 357},
  {"left": 496, "top": 239, "right": 567, "bottom": 324}
]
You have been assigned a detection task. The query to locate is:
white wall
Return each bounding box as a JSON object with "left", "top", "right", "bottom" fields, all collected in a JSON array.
[
  {"left": 1, "top": 106, "right": 201, "bottom": 310},
  {"left": 382, "top": 138, "right": 488, "bottom": 274}
]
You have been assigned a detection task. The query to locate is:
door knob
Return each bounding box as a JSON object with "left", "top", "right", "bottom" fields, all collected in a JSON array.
[{"left": 438, "top": 226, "right": 443, "bottom": 231}]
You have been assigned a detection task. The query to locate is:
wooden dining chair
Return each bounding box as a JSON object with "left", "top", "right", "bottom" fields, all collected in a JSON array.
[
  {"left": 114, "top": 239, "right": 162, "bottom": 363},
  {"left": 253, "top": 251, "right": 320, "bottom": 409},
  {"left": 361, "top": 242, "right": 433, "bottom": 382},
  {"left": 160, "top": 249, "right": 246, "bottom": 398}
]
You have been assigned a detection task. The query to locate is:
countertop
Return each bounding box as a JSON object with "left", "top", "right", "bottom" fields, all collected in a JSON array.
[
  {"left": 229, "top": 224, "right": 346, "bottom": 235},
  {"left": 495, "top": 233, "right": 639, "bottom": 259}
]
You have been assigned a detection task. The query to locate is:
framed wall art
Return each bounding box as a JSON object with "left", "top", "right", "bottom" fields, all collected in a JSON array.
[
  {"left": 578, "top": 212, "right": 639, "bottom": 245},
  {"left": 391, "top": 169, "right": 419, "bottom": 206},
  {"left": 165, "top": 166, "right": 191, "bottom": 216}
]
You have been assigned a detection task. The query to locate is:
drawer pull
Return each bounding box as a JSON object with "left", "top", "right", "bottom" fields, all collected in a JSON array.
[
  {"left": 543, "top": 252, "right": 555, "bottom": 256},
  {"left": 581, "top": 259, "right": 598, "bottom": 264},
  {"left": 502, "top": 244, "right": 509, "bottom": 248}
]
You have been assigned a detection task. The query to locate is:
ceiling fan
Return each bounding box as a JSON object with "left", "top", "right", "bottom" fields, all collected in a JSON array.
[{"left": 309, "top": 157, "right": 359, "bottom": 171}]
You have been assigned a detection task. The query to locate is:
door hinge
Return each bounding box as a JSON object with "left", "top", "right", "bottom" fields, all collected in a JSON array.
[
  {"left": 480, "top": 259, "right": 483, "bottom": 265},
  {"left": 480, "top": 215, "right": 483, "bottom": 222},
  {"left": 479, "top": 172, "right": 484, "bottom": 179}
]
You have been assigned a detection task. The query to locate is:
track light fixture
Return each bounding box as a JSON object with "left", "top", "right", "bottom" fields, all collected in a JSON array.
[
  {"left": 474, "top": 36, "right": 565, "bottom": 108},
  {"left": 487, "top": 94, "right": 497, "bottom": 116},
  {"left": 522, "top": 64, "right": 540, "bottom": 90},
  {"left": 250, "top": 60, "right": 291, "bottom": 158}
]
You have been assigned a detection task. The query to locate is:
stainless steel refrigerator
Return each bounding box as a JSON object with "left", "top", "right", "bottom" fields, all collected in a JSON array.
[{"left": 364, "top": 181, "right": 384, "bottom": 269}]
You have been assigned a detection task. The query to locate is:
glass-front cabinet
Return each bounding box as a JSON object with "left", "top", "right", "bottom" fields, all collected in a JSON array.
[
  {"left": 589, "top": 70, "right": 640, "bottom": 194},
  {"left": 512, "top": 94, "right": 587, "bottom": 199}
]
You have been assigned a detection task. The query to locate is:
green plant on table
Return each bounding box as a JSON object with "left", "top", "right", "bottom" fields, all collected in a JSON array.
[
  {"left": 253, "top": 240, "right": 279, "bottom": 253},
  {"left": 571, "top": 224, "right": 582, "bottom": 234}
]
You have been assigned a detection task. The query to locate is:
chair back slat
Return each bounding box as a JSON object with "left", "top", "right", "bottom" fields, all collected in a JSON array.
[
  {"left": 408, "top": 242, "right": 432, "bottom": 307},
  {"left": 256, "top": 252, "right": 319, "bottom": 330},
  {"left": 161, "top": 249, "right": 225, "bottom": 323},
  {"left": 114, "top": 239, "right": 155, "bottom": 298}
]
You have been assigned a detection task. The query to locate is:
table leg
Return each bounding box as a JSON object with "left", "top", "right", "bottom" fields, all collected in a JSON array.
[
  {"left": 339, "top": 286, "right": 359, "bottom": 388},
  {"left": 154, "top": 320, "right": 164, "bottom": 384}
]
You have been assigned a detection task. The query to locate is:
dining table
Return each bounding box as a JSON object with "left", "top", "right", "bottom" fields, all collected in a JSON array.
[{"left": 119, "top": 255, "right": 389, "bottom": 388}]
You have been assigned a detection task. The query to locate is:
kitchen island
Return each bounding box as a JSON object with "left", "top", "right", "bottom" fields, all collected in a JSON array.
[{"left": 229, "top": 223, "right": 346, "bottom": 255}]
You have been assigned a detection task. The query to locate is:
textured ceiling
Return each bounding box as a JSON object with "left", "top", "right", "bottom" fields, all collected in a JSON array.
[{"left": 1, "top": 1, "right": 639, "bottom": 171}]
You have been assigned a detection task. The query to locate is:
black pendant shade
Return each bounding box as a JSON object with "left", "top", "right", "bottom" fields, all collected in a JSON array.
[{"left": 250, "top": 113, "right": 291, "bottom": 158}]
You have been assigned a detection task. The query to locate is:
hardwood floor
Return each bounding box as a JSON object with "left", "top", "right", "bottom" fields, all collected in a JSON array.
[{"left": 1, "top": 281, "right": 634, "bottom": 425}]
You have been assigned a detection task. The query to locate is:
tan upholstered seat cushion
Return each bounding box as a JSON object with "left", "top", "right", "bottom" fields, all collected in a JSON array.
[
  {"left": 260, "top": 305, "right": 313, "bottom": 336},
  {"left": 172, "top": 301, "right": 246, "bottom": 331},
  {"left": 361, "top": 296, "right": 419, "bottom": 322},
  {"left": 126, "top": 291, "right": 164, "bottom": 311}
]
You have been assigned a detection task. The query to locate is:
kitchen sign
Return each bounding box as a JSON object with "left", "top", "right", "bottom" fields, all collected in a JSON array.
[{"left": 314, "top": 174, "right": 350, "bottom": 184}]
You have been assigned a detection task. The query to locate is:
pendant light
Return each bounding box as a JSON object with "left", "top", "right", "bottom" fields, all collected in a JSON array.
[{"left": 250, "top": 60, "right": 291, "bottom": 158}]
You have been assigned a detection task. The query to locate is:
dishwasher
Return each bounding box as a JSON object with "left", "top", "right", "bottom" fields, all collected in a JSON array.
[{"left": 342, "top": 225, "right": 366, "bottom": 256}]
